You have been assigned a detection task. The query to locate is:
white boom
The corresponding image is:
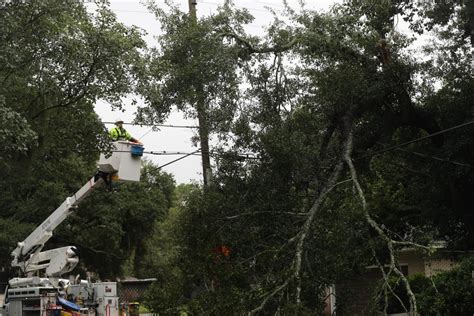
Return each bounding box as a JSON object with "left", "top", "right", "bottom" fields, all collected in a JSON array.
[
  {"left": 10, "top": 141, "right": 143, "bottom": 278},
  {"left": 11, "top": 174, "right": 107, "bottom": 277}
]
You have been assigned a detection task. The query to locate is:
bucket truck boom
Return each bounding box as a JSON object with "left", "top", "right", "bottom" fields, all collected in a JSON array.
[
  {"left": 4, "top": 141, "right": 144, "bottom": 316},
  {"left": 10, "top": 141, "right": 142, "bottom": 278},
  {"left": 10, "top": 173, "right": 107, "bottom": 277}
]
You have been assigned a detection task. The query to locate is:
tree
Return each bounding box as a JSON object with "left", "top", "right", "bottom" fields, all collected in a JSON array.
[
  {"left": 0, "top": 0, "right": 146, "bottom": 169},
  {"left": 136, "top": 1, "right": 252, "bottom": 184},
  {"left": 0, "top": 98, "right": 37, "bottom": 159},
  {"left": 59, "top": 161, "right": 175, "bottom": 279},
  {"left": 387, "top": 257, "right": 474, "bottom": 315},
  {"left": 141, "top": 1, "right": 473, "bottom": 314},
  {"left": 0, "top": 0, "right": 167, "bottom": 280}
]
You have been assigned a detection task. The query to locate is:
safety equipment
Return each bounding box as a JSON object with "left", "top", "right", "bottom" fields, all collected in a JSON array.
[
  {"left": 115, "top": 118, "right": 124, "bottom": 124},
  {"left": 109, "top": 127, "right": 132, "bottom": 141}
]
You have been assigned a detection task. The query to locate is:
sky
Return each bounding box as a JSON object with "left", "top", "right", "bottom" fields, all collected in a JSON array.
[{"left": 91, "top": 0, "right": 342, "bottom": 183}]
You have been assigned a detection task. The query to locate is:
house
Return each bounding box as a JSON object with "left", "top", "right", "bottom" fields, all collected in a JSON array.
[{"left": 323, "top": 243, "right": 463, "bottom": 315}]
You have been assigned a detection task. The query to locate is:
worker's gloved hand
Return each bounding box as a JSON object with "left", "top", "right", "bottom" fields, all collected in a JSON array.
[{"left": 130, "top": 139, "right": 143, "bottom": 145}]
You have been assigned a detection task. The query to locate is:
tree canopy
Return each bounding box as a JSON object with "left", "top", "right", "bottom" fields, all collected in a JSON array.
[
  {"left": 138, "top": 0, "right": 473, "bottom": 314},
  {"left": 0, "top": 0, "right": 472, "bottom": 314},
  {"left": 0, "top": 0, "right": 169, "bottom": 280}
]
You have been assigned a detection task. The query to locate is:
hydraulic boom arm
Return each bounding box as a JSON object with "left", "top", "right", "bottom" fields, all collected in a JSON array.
[
  {"left": 11, "top": 173, "right": 108, "bottom": 276},
  {"left": 10, "top": 141, "right": 142, "bottom": 278}
]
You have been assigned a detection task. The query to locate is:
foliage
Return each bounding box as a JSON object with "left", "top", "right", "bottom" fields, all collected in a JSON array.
[
  {"left": 136, "top": 1, "right": 251, "bottom": 132},
  {"left": 415, "top": 256, "right": 474, "bottom": 315},
  {"left": 59, "top": 162, "right": 175, "bottom": 279},
  {"left": 387, "top": 256, "right": 474, "bottom": 315},
  {"left": 0, "top": 0, "right": 472, "bottom": 314},
  {"left": 0, "top": 100, "right": 37, "bottom": 159},
  {"left": 141, "top": 184, "right": 198, "bottom": 313},
  {"left": 0, "top": 0, "right": 168, "bottom": 281},
  {"left": 139, "top": 0, "right": 473, "bottom": 314}
]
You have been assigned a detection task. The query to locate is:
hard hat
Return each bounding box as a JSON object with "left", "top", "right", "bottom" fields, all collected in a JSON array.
[{"left": 115, "top": 118, "right": 124, "bottom": 124}]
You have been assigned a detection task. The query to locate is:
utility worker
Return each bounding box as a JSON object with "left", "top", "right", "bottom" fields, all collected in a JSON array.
[{"left": 109, "top": 118, "right": 142, "bottom": 144}]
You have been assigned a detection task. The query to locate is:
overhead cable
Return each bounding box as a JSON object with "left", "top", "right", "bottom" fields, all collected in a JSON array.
[
  {"left": 110, "top": 150, "right": 199, "bottom": 156},
  {"left": 103, "top": 121, "right": 198, "bottom": 129},
  {"left": 158, "top": 149, "right": 202, "bottom": 169},
  {"left": 144, "top": 150, "right": 259, "bottom": 159},
  {"left": 396, "top": 148, "right": 471, "bottom": 168},
  {"left": 145, "top": 150, "right": 201, "bottom": 156},
  {"left": 356, "top": 120, "right": 474, "bottom": 161}
]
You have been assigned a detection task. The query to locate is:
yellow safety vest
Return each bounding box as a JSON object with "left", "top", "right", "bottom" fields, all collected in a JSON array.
[{"left": 109, "top": 127, "right": 132, "bottom": 141}]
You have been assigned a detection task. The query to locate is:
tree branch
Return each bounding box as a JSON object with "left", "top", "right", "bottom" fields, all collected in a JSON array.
[
  {"left": 293, "top": 117, "right": 355, "bottom": 304},
  {"left": 250, "top": 278, "right": 290, "bottom": 315},
  {"left": 371, "top": 246, "right": 408, "bottom": 314},
  {"left": 31, "top": 54, "right": 98, "bottom": 119},
  {"left": 224, "top": 211, "right": 307, "bottom": 220},
  {"left": 343, "top": 127, "right": 420, "bottom": 315}
]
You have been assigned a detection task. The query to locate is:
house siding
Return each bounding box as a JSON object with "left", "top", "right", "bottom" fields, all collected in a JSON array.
[{"left": 333, "top": 250, "right": 459, "bottom": 315}]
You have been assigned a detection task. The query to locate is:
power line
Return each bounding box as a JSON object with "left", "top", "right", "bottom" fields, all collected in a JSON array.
[
  {"left": 195, "top": 1, "right": 286, "bottom": 14},
  {"left": 137, "top": 127, "right": 154, "bottom": 140},
  {"left": 396, "top": 148, "right": 471, "bottom": 168},
  {"left": 103, "top": 121, "right": 198, "bottom": 129},
  {"left": 139, "top": 150, "right": 202, "bottom": 176},
  {"left": 110, "top": 150, "right": 199, "bottom": 156},
  {"left": 112, "top": 9, "right": 152, "bottom": 14},
  {"left": 66, "top": 120, "right": 474, "bottom": 162},
  {"left": 144, "top": 150, "right": 259, "bottom": 159},
  {"left": 356, "top": 120, "right": 474, "bottom": 161},
  {"left": 145, "top": 150, "right": 201, "bottom": 156},
  {"left": 158, "top": 149, "right": 202, "bottom": 169},
  {"left": 109, "top": 5, "right": 281, "bottom": 15},
  {"left": 121, "top": 116, "right": 474, "bottom": 164},
  {"left": 76, "top": 148, "right": 258, "bottom": 159},
  {"left": 145, "top": 150, "right": 259, "bottom": 159}
]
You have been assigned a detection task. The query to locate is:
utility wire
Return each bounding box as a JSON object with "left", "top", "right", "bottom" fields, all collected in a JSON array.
[
  {"left": 96, "top": 149, "right": 259, "bottom": 159},
  {"left": 396, "top": 148, "right": 471, "bottom": 168},
  {"left": 145, "top": 150, "right": 201, "bottom": 156},
  {"left": 110, "top": 150, "right": 200, "bottom": 156},
  {"left": 145, "top": 150, "right": 259, "bottom": 159},
  {"left": 157, "top": 149, "right": 202, "bottom": 169},
  {"left": 97, "top": 121, "right": 474, "bottom": 164},
  {"left": 138, "top": 127, "right": 154, "bottom": 140},
  {"left": 356, "top": 120, "right": 474, "bottom": 161},
  {"left": 103, "top": 121, "right": 198, "bottom": 128},
  {"left": 116, "top": 117, "right": 474, "bottom": 163},
  {"left": 112, "top": 9, "right": 153, "bottom": 14},
  {"left": 109, "top": 5, "right": 283, "bottom": 15}
]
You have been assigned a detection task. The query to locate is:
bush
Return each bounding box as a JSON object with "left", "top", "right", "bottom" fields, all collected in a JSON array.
[
  {"left": 387, "top": 256, "right": 474, "bottom": 315},
  {"left": 416, "top": 256, "right": 474, "bottom": 316}
]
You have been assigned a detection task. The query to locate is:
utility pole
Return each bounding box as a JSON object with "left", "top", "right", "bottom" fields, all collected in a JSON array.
[
  {"left": 188, "top": 0, "right": 197, "bottom": 20},
  {"left": 188, "top": 0, "right": 212, "bottom": 186}
]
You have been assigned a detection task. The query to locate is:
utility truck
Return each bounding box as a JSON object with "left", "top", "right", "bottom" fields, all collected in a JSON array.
[{"left": 2, "top": 141, "right": 144, "bottom": 316}]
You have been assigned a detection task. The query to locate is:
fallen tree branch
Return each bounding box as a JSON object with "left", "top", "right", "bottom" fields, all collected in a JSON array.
[
  {"left": 293, "top": 124, "right": 356, "bottom": 304},
  {"left": 249, "top": 278, "right": 291, "bottom": 315},
  {"left": 343, "top": 127, "right": 419, "bottom": 315},
  {"left": 249, "top": 114, "right": 354, "bottom": 311},
  {"left": 224, "top": 211, "right": 307, "bottom": 220},
  {"left": 371, "top": 246, "right": 408, "bottom": 314},
  {"left": 392, "top": 240, "right": 432, "bottom": 252}
]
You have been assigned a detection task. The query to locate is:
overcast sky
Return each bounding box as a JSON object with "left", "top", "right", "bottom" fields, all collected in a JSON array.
[{"left": 91, "top": 0, "right": 342, "bottom": 183}]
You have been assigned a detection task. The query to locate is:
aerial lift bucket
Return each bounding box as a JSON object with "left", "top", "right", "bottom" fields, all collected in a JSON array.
[{"left": 97, "top": 141, "right": 143, "bottom": 182}]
